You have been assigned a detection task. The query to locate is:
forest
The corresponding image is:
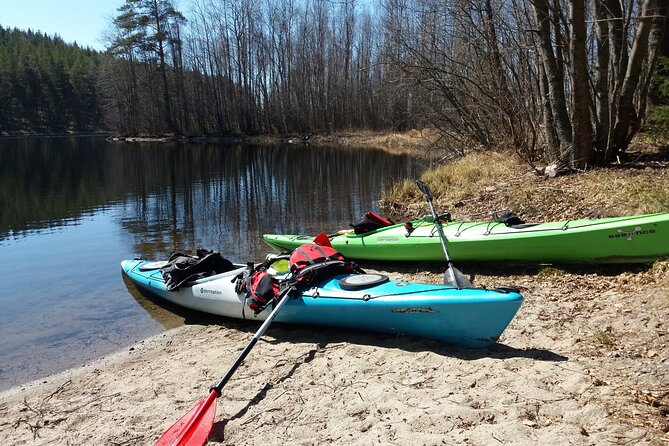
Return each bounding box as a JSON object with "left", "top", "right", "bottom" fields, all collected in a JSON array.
[
  {"left": 0, "top": 27, "right": 103, "bottom": 133},
  {"left": 1, "top": 0, "right": 668, "bottom": 168}
]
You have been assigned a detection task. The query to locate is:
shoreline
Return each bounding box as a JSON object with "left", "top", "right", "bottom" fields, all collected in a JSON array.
[
  {"left": 1, "top": 137, "right": 668, "bottom": 443},
  {"left": 1, "top": 266, "right": 667, "bottom": 445},
  {"left": 0, "top": 130, "right": 432, "bottom": 156},
  {"left": 111, "top": 130, "right": 434, "bottom": 156}
]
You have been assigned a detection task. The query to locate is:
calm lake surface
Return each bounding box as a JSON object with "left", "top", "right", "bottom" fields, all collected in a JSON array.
[{"left": 0, "top": 136, "right": 421, "bottom": 391}]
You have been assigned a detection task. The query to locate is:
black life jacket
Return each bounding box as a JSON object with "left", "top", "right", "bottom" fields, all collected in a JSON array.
[
  {"left": 351, "top": 211, "right": 393, "bottom": 234},
  {"left": 247, "top": 270, "right": 281, "bottom": 313},
  {"left": 160, "top": 249, "right": 235, "bottom": 291}
]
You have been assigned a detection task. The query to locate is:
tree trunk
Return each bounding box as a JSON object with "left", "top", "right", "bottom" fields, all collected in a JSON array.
[
  {"left": 593, "top": 0, "right": 610, "bottom": 159},
  {"left": 529, "top": 0, "right": 572, "bottom": 155},
  {"left": 570, "top": 0, "right": 593, "bottom": 168},
  {"left": 539, "top": 61, "right": 560, "bottom": 160},
  {"left": 610, "top": 0, "right": 657, "bottom": 158},
  {"left": 151, "top": 0, "right": 174, "bottom": 133}
]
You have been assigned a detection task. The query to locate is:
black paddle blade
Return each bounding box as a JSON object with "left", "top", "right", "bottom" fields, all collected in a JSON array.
[
  {"left": 444, "top": 265, "right": 472, "bottom": 288},
  {"left": 415, "top": 180, "right": 433, "bottom": 201}
]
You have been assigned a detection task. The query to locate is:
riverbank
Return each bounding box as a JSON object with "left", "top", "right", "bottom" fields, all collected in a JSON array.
[
  {"left": 109, "top": 129, "right": 435, "bottom": 156},
  {"left": 381, "top": 138, "right": 669, "bottom": 223},
  {"left": 2, "top": 128, "right": 435, "bottom": 155},
  {"left": 1, "top": 261, "right": 667, "bottom": 445},
  {"left": 1, "top": 139, "right": 668, "bottom": 444}
]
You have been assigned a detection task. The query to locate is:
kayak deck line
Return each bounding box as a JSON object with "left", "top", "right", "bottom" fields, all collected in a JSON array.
[
  {"left": 362, "top": 215, "right": 661, "bottom": 239},
  {"left": 301, "top": 285, "right": 520, "bottom": 302}
]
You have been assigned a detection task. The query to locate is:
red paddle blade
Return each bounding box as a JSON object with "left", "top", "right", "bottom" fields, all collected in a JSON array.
[
  {"left": 312, "top": 232, "right": 332, "bottom": 247},
  {"left": 156, "top": 390, "right": 218, "bottom": 446}
]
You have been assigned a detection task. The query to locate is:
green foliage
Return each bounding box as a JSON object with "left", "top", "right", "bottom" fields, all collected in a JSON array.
[
  {"left": 595, "top": 330, "right": 614, "bottom": 347},
  {"left": 0, "top": 26, "right": 105, "bottom": 134},
  {"left": 537, "top": 266, "right": 563, "bottom": 278}
]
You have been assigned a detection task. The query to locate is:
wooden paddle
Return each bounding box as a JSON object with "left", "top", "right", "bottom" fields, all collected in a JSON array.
[
  {"left": 416, "top": 180, "right": 472, "bottom": 288},
  {"left": 155, "top": 284, "right": 294, "bottom": 446}
]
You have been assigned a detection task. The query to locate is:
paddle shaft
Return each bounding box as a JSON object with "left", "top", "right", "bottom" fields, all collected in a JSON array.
[
  {"left": 415, "top": 181, "right": 459, "bottom": 286},
  {"left": 155, "top": 285, "right": 295, "bottom": 446},
  {"left": 211, "top": 285, "right": 293, "bottom": 395}
]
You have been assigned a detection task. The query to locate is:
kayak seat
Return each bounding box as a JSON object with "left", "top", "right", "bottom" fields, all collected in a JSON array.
[
  {"left": 492, "top": 211, "right": 540, "bottom": 229},
  {"left": 492, "top": 210, "right": 524, "bottom": 226},
  {"left": 351, "top": 212, "right": 393, "bottom": 235}
]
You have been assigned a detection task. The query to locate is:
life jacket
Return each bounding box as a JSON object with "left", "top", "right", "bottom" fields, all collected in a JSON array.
[
  {"left": 244, "top": 237, "right": 362, "bottom": 314},
  {"left": 161, "top": 249, "right": 235, "bottom": 291},
  {"left": 241, "top": 253, "right": 292, "bottom": 314},
  {"left": 351, "top": 211, "right": 393, "bottom": 234},
  {"left": 289, "top": 242, "right": 359, "bottom": 287},
  {"left": 247, "top": 270, "right": 281, "bottom": 313}
]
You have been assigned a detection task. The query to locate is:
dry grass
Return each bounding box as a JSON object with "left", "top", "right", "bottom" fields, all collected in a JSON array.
[
  {"left": 373, "top": 128, "right": 437, "bottom": 151},
  {"left": 279, "top": 129, "right": 440, "bottom": 155},
  {"left": 382, "top": 151, "right": 521, "bottom": 216},
  {"left": 381, "top": 145, "right": 669, "bottom": 223}
]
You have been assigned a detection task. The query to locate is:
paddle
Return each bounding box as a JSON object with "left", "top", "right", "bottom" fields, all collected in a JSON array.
[
  {"left": 155, "top": 283, "right": 295, "bottom": 446},
  {"left": 415, "top": 180, "right": 472, "bottom": 288}
]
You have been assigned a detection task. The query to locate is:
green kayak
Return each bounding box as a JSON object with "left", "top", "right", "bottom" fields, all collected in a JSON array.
[{"left": 264, "top": 212, "right": 669, "bottom": 264}]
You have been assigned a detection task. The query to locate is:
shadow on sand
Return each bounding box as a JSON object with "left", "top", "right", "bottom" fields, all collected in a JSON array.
[
  {"left": 205, "top": 332, "right": 565, "bottom": 442},
  {"left": 126, "top": 278, "right": 566, "bottom": 363},
  {"left": 126, "top": 279, "right": 569, "bottom": 443},
  {"left": 357, "top": 259, "right": 654, "bottom": 281}
]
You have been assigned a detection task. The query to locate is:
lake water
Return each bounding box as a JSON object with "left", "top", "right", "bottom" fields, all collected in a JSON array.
[{"left": 0, "top": 136, "right": 421, "bottom": 391}]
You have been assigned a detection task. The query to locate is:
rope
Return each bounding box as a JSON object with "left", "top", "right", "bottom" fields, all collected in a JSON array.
[{"left": 304, "top": 285, "right": 464, "bottom": 301}]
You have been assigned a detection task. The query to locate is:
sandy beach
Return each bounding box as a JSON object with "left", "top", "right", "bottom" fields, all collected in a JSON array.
[{"left": 0, "top": 263, "right": 667, "bottom": 446}]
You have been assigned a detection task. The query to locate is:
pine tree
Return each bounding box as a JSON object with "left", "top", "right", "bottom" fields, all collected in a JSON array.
[{"left": 110, "top": 0, "right": 186, "bottom": 133}]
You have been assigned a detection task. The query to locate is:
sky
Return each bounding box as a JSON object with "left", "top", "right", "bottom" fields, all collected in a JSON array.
[{"left": 0, "top": 0, "right": 125, "bottom": 50}]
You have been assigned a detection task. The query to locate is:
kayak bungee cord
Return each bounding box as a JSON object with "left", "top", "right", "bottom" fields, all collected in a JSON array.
[{"left": 304, "top": 285, "right": 493, "bottom": 301}]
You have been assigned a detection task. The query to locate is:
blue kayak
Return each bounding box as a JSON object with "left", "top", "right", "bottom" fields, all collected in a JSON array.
[{"left": 121, "top": 259, "right": 523, "bottom": 348}]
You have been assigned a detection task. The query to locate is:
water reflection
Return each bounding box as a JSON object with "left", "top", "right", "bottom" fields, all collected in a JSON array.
[
  {"left": 119, "top": 143, "right": 418, "bottom": 261},
  {"left": 0, "top": 137, "right": 420, "bottom": 390},
  {"left": 1, "top": 138, "right": 417, "bottom": 258}
]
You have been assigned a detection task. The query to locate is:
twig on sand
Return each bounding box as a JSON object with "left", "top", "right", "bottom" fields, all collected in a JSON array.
[
  {"left": 12, "top": 418, "right": 42, "bottom": 440},
  {"left": 108, "top": 436, "right": 144, "bottom": 445},
  {"left": 11, "top": 383, "right": 121, "bottom": 440},
  {"left": 491, "top": 432, "right": 505, "bottom": 443}
]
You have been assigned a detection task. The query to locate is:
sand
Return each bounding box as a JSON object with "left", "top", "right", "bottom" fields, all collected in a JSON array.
[{"left": 1, "top": 265, "right": 667, "bottom": 445}]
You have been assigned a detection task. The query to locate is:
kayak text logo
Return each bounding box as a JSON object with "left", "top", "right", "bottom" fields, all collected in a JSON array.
[
  {"left": 609, "top": 226, "right": 655, "bottom": 241},
  {"left": 200, "top": 288, "right": 222, "bottom": 295}
]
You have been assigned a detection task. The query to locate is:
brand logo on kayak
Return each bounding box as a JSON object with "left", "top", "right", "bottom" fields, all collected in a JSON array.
[
  {"left": 200, "top": 288, "right": 222, "bottom": 295},
  {"left": 390, "top": 307, "right": 435, "bottom": 314},
  {"left": 609, "top": 226, "right": 655, "bottom": 241},
  {"left": 376, "top": 236, "right": 399, "bottom": 242}
]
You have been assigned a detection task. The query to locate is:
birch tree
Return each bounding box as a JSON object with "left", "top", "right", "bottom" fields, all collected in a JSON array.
[{"left": 530, "top": 0, "right": 665, "bottom": 168}]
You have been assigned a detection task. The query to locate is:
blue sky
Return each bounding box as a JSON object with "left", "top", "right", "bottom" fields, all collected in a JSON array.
[{"left": 0, "top": 0, "right": 125, "bottom": 50}]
